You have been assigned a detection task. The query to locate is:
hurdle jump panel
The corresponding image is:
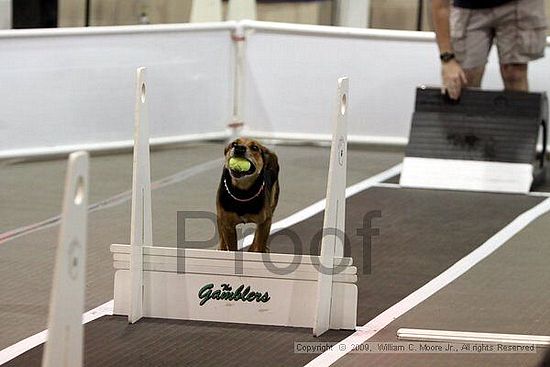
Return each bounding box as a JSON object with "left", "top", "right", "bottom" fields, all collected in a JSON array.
[
  {"left": 112, "top": 253, "right": 356, "bottom": 275},
  {"left": 111, "top": 243, "right": 353, "bottom": 266},
  {"left": 113, "top": 262, "right": 357, "bottom": 283},
  {"left": 112, "top": 252, "right": 357, "bottom": 329}
]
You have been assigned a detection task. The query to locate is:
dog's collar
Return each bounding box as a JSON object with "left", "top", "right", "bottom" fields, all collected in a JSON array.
[{"left": 224, "top": 177, "right": 265, "bottom": 202}]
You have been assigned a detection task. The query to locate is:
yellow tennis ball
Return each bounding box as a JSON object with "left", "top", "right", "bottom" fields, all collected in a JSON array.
[{"left": 229, "top": 157, "right": 251, "bottom": 172}]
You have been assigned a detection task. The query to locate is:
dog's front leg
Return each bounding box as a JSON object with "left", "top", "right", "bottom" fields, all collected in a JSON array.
[
  {"left": 218, "top": 218, "right": 238, "bottom": 251},
  {"left": 250, "top": 218, "right": 272, "bottom": 252}
]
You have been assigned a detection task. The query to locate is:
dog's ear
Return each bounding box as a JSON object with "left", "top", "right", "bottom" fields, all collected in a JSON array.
[
  {"left": 224, "top": 142, "right": 232, "bottom": 156},
  {"left": 261, "top": 146, "right": 279, "bottom": 184}
]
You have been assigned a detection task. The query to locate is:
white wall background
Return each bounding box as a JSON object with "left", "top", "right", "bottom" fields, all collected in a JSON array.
[
  {"left": 242, "top": 21, "right": 550, "bottom": 143},
  {"left": 1, "top": 20, "right": 549, "bottom": 158},
  {"left": 0, "top": 24, "right": 234, "bottom": 158}
]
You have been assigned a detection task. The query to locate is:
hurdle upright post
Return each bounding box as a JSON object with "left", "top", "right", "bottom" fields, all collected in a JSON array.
[
  {"left": 42, "top": 151, "right": 89, "bottom": 367},
  {"left": 313, "top": 77, "right": 349, "bottom": 337},
  {"left": 129, "top": 67, "right": 153, "bottom": 324}
]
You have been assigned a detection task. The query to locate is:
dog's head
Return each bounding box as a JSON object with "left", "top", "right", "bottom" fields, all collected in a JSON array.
[{"left": 224, "top": 137, "right": 277, "bottom": 189}]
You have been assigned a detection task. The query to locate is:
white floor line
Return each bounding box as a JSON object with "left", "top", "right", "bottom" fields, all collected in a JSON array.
[
  {"left": 374, "top": 182, "right": 550, "bottom": 198},
  {"left": 240, "top": 164, "right": 402, "bottom": 249},
  {"left": 373, "top": 182, "right": 401, "bottom": 189},
  {"left": 529, "top": 191, "right": 550, "bottom": 197},
  {"left": 0, "top": 163, "right": 403, "bottom": 365},
  {"left": 0, "top": 301, "right": 113, "bottom": 365},
  {"left": 305, "top": 197, "right": 550, "bottom": 367}
]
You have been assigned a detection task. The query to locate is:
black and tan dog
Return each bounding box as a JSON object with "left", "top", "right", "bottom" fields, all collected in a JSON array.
[{"left": 217, "top": 138, "right": 279, "bottom": 252}]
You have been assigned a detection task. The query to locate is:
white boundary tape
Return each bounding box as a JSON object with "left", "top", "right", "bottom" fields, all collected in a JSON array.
[
  {"left": 305, "top": 196, "right": 550, "bottom": 366},
  {"left": 374, "top": 182, "right": 550, "bottom": 198},
  {"left": 0, "top": 301, "right": 113, "bottom": 365}
]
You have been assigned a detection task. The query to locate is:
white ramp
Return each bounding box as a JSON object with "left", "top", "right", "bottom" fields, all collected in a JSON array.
[
  {"left": 129, "top": 67, "right": 153, "bottom": 324},
  {"left": 42, "top": 151, "right": 89, "bottom": 367},
  {"left": 314, "top": 77, "right": 349, "bottom": 337}
]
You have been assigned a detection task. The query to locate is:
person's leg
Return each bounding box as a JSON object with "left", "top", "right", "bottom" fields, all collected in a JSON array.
[
  {"left": 494, "top": 0, "right": 546, "bottom": 91},
  {"left": 450, "top": 7, "right": 493, "bottom": 93},
  {"left": 463, "top": 65, "right": 486, "bottom": 88},
  {"left": 499, "top": 63, "right": 528, "bottom": 91}
]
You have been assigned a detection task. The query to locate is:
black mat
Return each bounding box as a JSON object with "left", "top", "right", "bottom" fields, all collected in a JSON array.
[{"left": 4, "top": 187, "right": 542, "bottom": 367}]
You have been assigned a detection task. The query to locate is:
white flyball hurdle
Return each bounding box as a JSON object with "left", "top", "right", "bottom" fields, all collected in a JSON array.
[
  {"left": 42, "top": 151, "right": 89, "bottom": 367},
  {"left": 110, "top": 69, "right": 357, "bottom": 335}
]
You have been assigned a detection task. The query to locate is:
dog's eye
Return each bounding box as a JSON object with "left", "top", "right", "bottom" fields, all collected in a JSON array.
[
  {"left": 250, "top": 145, "right": 259, "bottom": 151},
  {"left": 231, "top": 142, "right": 238, "bottom": 148}
]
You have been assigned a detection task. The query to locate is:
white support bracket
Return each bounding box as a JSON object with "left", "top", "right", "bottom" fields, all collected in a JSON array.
[
  {"left": 42, "top": 151, "right": 89, "bottom": 367},
  {"left": 313, "top": 77, "right": 349, "bottom": 337},
  {"left": 129, "top": 67, "right": 153, "bottom": 324}
]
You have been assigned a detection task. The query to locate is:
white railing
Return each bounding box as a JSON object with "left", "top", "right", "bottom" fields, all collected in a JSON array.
[{"left": 1, "top": 20, "right": 549, "bottom": 158}]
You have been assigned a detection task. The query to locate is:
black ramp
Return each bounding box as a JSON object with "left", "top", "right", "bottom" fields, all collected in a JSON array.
[
  {"left": 406, "top": 87, "right": 547, "bottom": 164},
  {"left": 4, "top": 188, "right": 542, "bottom": 367}
]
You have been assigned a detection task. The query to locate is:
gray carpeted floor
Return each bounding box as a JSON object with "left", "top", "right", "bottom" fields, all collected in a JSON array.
[
  {"left": 0, "top": 143, "right": 403, "bottom": 350},
  {"left": 2, "top": 186, "right": 544, "bottom": 367},
  {"left": 335, "top": 207, "right": 550, "bottom": 367},
  {"left": 2, "top": 143, "right": 548, "bottom": 367}
]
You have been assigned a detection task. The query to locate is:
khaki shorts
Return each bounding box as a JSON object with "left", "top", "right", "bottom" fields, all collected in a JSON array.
[{"left": 450, "top": 0, "right": 548, "bottom": 69}]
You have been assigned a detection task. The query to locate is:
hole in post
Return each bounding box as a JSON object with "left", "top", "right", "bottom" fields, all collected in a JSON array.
[
  {"left": 340, "top": 94, "right": 347, "bottom": 115},
  {"left": 74, "top": 176, "right": 84, "bottom": 205},
  {"left": 141, "top": 83, "right": 146, "bottom": 103}
]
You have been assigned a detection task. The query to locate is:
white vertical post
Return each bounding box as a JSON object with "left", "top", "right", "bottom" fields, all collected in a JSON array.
[
  {"left": 229, "top": 23, "right": 246, "bottom": 140},
  {"left": 227, "top": 0, "right": 256, "bottom": 21},
  {"left": 129, "top": 67, "right": 153, "bottom": 324},
  {"left": 336, "top": 0, "right": 369, "bottom": 28},
  {"left": 0, "top": 0, "right": 11, "bottom": 29},
  {"left": 313, "top": 77, "right": 349, "bottom": 337},
  {"left": 42, "top": 151, "right": 89, "bottom": 367},
  {"left": 190, "top": 0, "right": 222, "bottom": 23}
]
